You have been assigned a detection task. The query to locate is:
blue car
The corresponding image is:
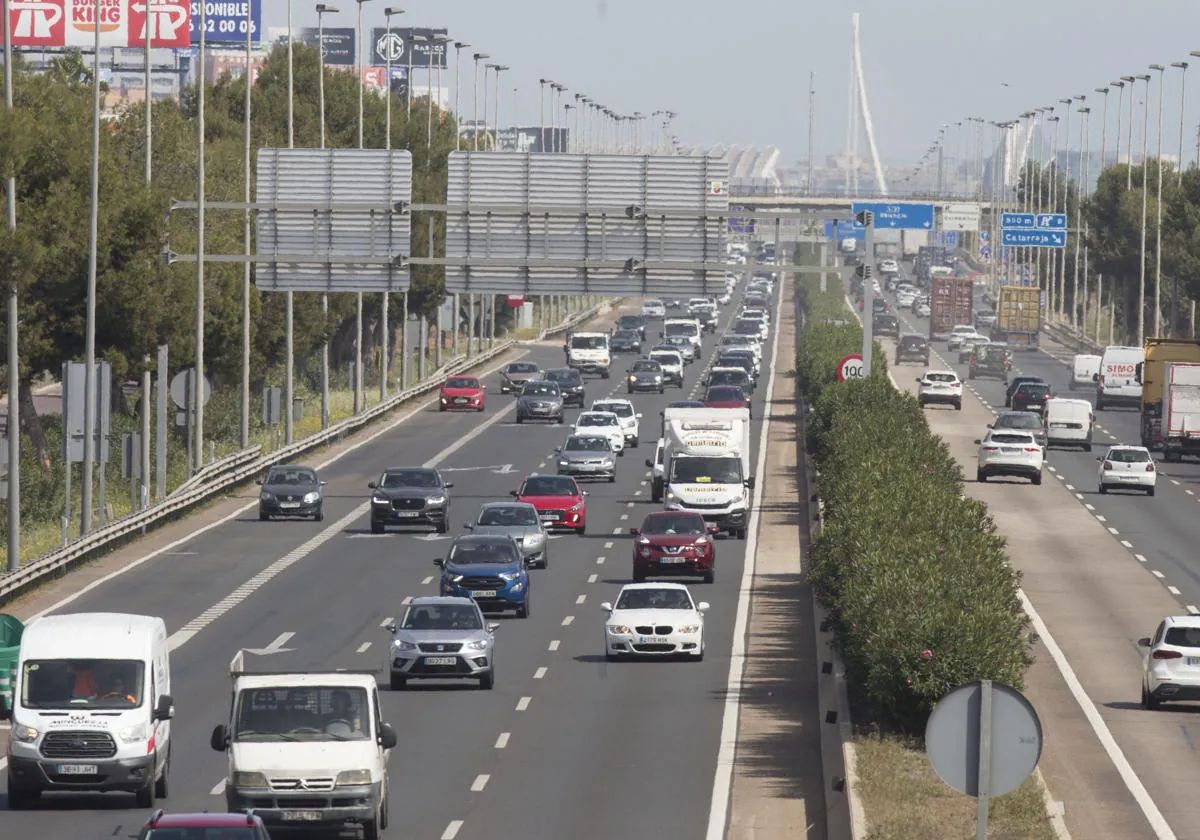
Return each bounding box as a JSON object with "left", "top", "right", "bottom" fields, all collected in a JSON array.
[{"left": 436, "top": 534, "right": 532, "bottom": 618}]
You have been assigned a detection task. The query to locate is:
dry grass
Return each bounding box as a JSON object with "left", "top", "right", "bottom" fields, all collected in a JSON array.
[{"left": 855, "top": 734, "right": 1055, "bottom": 840}]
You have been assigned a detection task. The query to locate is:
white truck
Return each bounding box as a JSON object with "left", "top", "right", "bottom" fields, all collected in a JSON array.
[
  {"left": 566, "top": 332, "right": 611, "bottom": 378},
  {"left": 1161, "top": 362, "right": 1200, "bottom": 462},
  {"left": 211, "top": 652, "right": 398, "bottom": 839},
  {"left": 661, "top": 407, "right": 754, "bottom": 539}
]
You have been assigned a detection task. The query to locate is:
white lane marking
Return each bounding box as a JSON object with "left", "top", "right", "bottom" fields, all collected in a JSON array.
[
  {"left": 588, "top": 573, "right": 598, "bottom": 583},
  {"left": 495, "top": 732, "right": 510, "bottom": 749},
  {"left": 1169, "top": 478, "right": 1180, "bottom": 485},
  {"left": 575, "top": 594, "right": 587, "bottom": 604},
  {"left": 1107, "top": 527, "right": 1119, "bottom": 535},
  {"left": 1189, "top": 606, "right": 1200, "bottom": 615},
  {"left": 620, "top": 514, "right": 629, "bottom": 521},
  {"left": 1095, "top": 515, "right": 1107, "bottom": 522},
  {"left": 442, "top": 821, "right": 464, "bottom": 840},
  {"left": 380, "top": 617, "right": 394, "bottom": 627},
  {"left": 1121, "top": 540, "right": 1133, "bottom": 548},
  {"left": 356, "top": 642, "right": 371, "bottom": 654},
  {"left": 538, "top": 461, "right": 547, "bottom": 469},
  {"left": 1084, "top": 503, "right": 1095, "bottom": 511},
  {"left": 626, "top": 501, "right": 635, "bottom": 508},
  {"left": 604, "top": 541, "right": 614, "bottom": 549},
  {"left": 534, "top": 666, "right": 548, "bottom": 680},
  {"left": 634, "top": 489, "right": 643, "bottom": 496},
  {"left": 471, "top": 774, "right": 490, "bottom": 792},
  {"left": 1169, "top": 586, "right": 1182, "bottom": 596},
  {"left": 1136, "top": 554, "right": 1149, "bottom": 563},
  {"left": 421, "top": 576, "right": 434, "bottom": 585},
  {"left": 1048, "top": 465, "right": 1057, "bottom": 472},
  {"left": 1065, "top": 484, "right": 1075, "bottom": 491},
  {"left": 1075, "top": 493, "right": 1085, "bottom": 500},
  {"left": 548, "top": 640, "right": 560, "bottom": 651},
  {"left": 210, "top": 778, "right": 226, "bottom": 796},
  {"left": 401, "top": 596, "right": 412, "bottom": 605},
  {"left": 706, "top": 280, "right": 781, "bottom": 840},
  {"left": 561, "top": 615, "right": 574, "bottom": 626},
  {"left": 596, "top": 557, "right": 605, "bottom": 564},
  {"left": 26, "top": 351, "right": 527, "bottom": 627},
  {"left": 1188, "top": 490, "right": 1196, "bottom": 497},
  {"left": 1153, "top": 570, "right": 1166, "bottom": 579},
  {"left": 612, "top": 527, "right": 623, "bottom": 534},
  {"left": 516, "top": 696, "right": 532, "bottom": 711},
  {"left": 640, "top": 480, "right": 649, "bottom": 486}
]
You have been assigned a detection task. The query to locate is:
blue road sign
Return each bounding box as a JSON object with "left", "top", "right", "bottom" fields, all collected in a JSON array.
[
  {"left": 1001, "top": 230, "right": 1066, "bottom": 248},
  {"left": 979, "top": 230, "right": 990, "bottom": 242},
  {"left": 851, "top": 202, "right": 934, "bottom": 230},
  {"left": 824, "top": 220, "right": 865, "bottom": 241},
  {"left": 936, "top": 230, "right": 961, "bottom": 248},
  {"left": 1035, "top": 213, "right": 1067, "bottom": 230},
  {"left": 190, "top": 1, "right": 263, "bottom": 44},
  {"left": 1002, "top": 212, "right": 1036, "bottom": 228}
]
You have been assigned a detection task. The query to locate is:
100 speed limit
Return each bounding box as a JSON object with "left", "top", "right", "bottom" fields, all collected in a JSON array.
[{"left": 837, "top": 353, "right": 865, "bottom": 383}]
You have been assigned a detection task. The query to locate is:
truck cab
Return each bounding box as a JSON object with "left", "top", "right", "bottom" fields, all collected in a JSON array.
[
  {"left": 662, "top": 408, "right": 754, "bottom": 539},
  {"left": 566, "top": 332, "right": 611, "bottom": 379},
  {"left": 211, "top": 655, "right": 397, "bottom": 839}
]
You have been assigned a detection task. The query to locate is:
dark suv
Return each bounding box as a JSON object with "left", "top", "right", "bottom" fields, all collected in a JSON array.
[
  {"left": 969, "top": 344, "right": 1011, "bottom": 382},
  {"left": 1005, "top": 375, "right": 1046, "bottom": 408},
  {"left": 369, "top": 467, "right": 453, "bottom": 534},
  {"left": 1011, "top": 382, "right": 1053, "bottom": 413},
  {"left": 894, "top": 334, "right": 930, "bottom": 365},
  {"left": 873, "top": 313, "right": 899, "bottom": 338},
  {"left": 544, "top": 367, "right": 585, "bottom": 406}
]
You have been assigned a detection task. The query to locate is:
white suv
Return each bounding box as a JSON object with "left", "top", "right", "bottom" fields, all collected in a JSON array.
[
  {"left": 1097, "top": 444, "right": 1157, "bottom": 496},
  {"left": 649, "top": 350, "right": 685, "bottom": 387},
  {"left": 591, "top": 399, "right": 642, "bottom": 448},
  {"left": 642, "top": 300, "right": 666, "bottom": 319},
  {"left": 917, "top": 370, "right": 963, "bottom": 410},
  {"left": 574, "top": 411, "right": 626, "bottom": 455},
  {"left": 974, "top": 430, "right": 1044, "bottom": 484},
  {"left": 1140, "top": 616, "right": 1200, "bottom": 709}
]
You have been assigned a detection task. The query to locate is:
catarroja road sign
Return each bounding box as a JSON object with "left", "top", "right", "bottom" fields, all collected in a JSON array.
[{"left": 1001, "top": 230, "right": 1066, "bottom": 249}]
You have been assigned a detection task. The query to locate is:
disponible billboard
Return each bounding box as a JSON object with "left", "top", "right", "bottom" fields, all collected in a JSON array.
[{"left": 3, "top": 0, "right": 192, "bottom": 49}]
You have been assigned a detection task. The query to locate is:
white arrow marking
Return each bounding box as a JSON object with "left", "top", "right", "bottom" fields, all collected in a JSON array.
[
  {"left": 416, "top": 533, "right": 451, "bottom": 542},
  {"left": 245, "top": 632, "right": 295, "bottom": 656},
  {"left": 439, "top": 463, "right": 514, "bottom": 474},
  {"left": 347, "top": 533, "right": 392, "bottom": 539},
  {"left": 491, "top": 464, "right": 516, "bottom": 474}
]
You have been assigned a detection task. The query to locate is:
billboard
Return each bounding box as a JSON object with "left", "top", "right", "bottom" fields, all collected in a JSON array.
[
  {"left": 3, "top": 0, "right": 191, "bottom": 49},
  {"left": 189, "top": 0, "right": 260, "bottom": 45},
  {"left": 301, "top": 26, "right": 354, "bottom": 65},
  {"left": 496, "top": 126, "right": 568, "bottom": 153},
  {"left": 369, "top": 27, "right": 447, "bottom": 68}
]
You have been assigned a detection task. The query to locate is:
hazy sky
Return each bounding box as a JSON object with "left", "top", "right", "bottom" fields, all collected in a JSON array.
[{"left": 267, "top": 0, "right": 1200, "bottom": 168}]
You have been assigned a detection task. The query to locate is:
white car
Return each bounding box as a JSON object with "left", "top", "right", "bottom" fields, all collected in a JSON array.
[
  {"left": 897, "top": 290, "right": 917, "bottom": 309},
  {"left": 1097, "top": 444, "right": 1156, "bottom": 496},
  {"left": 879, "top": 258, "right": 900, "bottom": 274},
  {"left": 1140, "top": 616, "right": 1200, "bottom": 709},
  {"left": 721, "top": 334, "right": 763, "bottom": 363},
  {"left": 975, "top": 429, "right": 1044, "bottom": 484},
  {"left": 741, "top": 306, "right": 771, "bottom": 327},
  {"left": 914, "top": 301, "right": 931, "bottom": 318},
  {"left": 591, "top": 399, "right": 642, "bottom": 448},
  {"left": 718, "top": 291, "right": 732, "bottom": 305},
  {"left": 642, "top": 299, "right": 666, "bottom": 319},
  {"left": 601, "top": 582, "right": 708, "bottom": 661},
  {"left": 575, "top": 411, "right": 626, "bottom": 455},
  {"left": 947, "top": 325, "right": 978, "bottom": 351},
  {"left": 648, "top": 350, "right": 685, "bottom": 387},
  {"left": 917, "top": 370, "right": 963, "bottom": 410}
]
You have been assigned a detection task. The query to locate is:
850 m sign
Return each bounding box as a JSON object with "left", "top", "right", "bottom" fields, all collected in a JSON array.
[{"left": 837, "top": 353, "right": 865, "bottom": 383}]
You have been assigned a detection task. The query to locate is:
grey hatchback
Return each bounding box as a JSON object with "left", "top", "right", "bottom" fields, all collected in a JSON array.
[
  {"left": 516, "top": 380, "right": 565, "bottom": 424},
  {"left": 556, "top": 434, "right": 617, "bottom": 482},
  {"left": 465, "top": 502, "right": 551, "bottom": 567},
  {"left": 386, "top": 597, "right": 498, "bottom": 690},
  {"left": 258, "top": 464, "right": 325, "bottom": 521}
]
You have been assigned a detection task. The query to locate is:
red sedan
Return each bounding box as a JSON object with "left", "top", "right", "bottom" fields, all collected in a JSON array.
[
  {"left": 440, "top": 375, "right": 486, "bottom": 411},
  {"left": 512, "top": 474, "right": 588, "bottom": 535},
  {"left": 138, "top": 811, "right": 271, "bottom": 839},
  {"left": 630, "top": 511, "right": 718, "bottom": 583},
  {"left": 703, "top": 384, "right": 751, "bottom": 417}
]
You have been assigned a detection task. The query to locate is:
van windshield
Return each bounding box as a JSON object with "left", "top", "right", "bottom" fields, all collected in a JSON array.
[
  {"left": 234, "top": 686, "right": 371, "bottom": 742},
  {"left": 665, "top": 323, "right": 698, "bottom": 336},
  {"left": 670, "top": 456, "right": 743, "bottom": 484},
  {"left": 570, "top": 335, "right": 606, "bottom": 349},
  {"left": 21, "top": 659, "right": 145, "bottom": 709}
]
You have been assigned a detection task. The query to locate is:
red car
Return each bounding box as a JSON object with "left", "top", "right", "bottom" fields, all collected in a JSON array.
[
  {"left": 440, "top": 375, "right": 486, "bottom": 411},
  {"left": 703, "top": 384, "right": 752, "bottom": 417},
  {"left": 138, "top": 810, "right": 271, "bottom": 839},
  {"left": 630, "top": 511, "right": 718, "bottom": 583},
  {"left": 512, "top": 474, "right": 587, "bottom": 535}
]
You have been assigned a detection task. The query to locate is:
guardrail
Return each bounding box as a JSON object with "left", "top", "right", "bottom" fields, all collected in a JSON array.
[
  {"left": 1043, "top": 319, "right": 1104, "bottom": 354},
  {"left": 170, "top": 445, "right": 263, "bottom": 498}
]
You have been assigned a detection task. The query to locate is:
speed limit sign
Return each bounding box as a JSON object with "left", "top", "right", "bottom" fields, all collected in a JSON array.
[{"left": 836, "top": 353, "right": 865, "bottom": 383}]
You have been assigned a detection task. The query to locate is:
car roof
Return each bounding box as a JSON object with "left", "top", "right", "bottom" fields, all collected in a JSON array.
[
  {"left": 451, "top": 533, "right": 518, "bottom": 546},
  {"left": 479, "top": 501, "right": 538, "bottom": 512},
  {"left": 989, "top": 429, "right": 1036, "bottom": 438},
  {"left": 997, "top": 410, "right": 1040, "bottom": 418},
  {"left": 924, "top": 369, "right": 958, "bottom": 376},
  {"left": 1161, "top": 615, "right": 1200, "bottom": 630},
  {"left": 593, "top": 398, "right": 633, "bottom": 406},
  {"left": 147, "top": 812, "right": 264, "bottom": 828},
  {"left": 900, "top": 333, "right": 926, "bottom": 341},
  {"left": 1011, "top": 375, "right": 1044, "bottom": 382},
  {"left": 619, "top": 581, "right": 692, "bottom": 592},
  {"left": 1107, "top": 444, "right": 1150, "bottom": 451},
  {"left": 407, "top": 595, "right": 480, "bottom": 608}
]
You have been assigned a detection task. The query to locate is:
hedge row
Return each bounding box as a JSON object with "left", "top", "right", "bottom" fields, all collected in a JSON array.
[{"left": 798, "top": 304, "right": 1032, "bottom": 730}]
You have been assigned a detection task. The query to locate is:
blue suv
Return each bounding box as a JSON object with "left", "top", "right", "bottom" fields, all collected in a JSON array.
[{"left": 435, "top": 534, "right": 532, "bottom": 618}]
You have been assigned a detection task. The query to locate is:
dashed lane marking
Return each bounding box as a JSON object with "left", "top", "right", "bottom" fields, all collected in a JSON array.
[
  {"left": 534, "top": 667, "right": 548, "bottom": 680},
  {"left": 1169, "top": 586, "right": 1182, "bottom": 596},
  {"left": 604, "top": 541, "right": 614, "bottom": 549},
  {"left": 422, "top": 576, "right": 434, "bottom": 585},
  {"left": 588, "top": 573, "right": 598, "bottom": 583},
  {"left": 516, "top": 696, "right": 532, "bottom": 711},
  {"left": 442, "top": 821, "right": 464, "bottom": 840},
  {"left": 495, "top": 732, "right": 510, "bottom": 748},
  {"left": 1136, "top": 554, "right": 1149, "bottom": 563},
  {"left": 548, "top": 640, "right": 560, "bottom": 651},
  {"left": 1121, "top": 540, "right": 1133, "bottom": 548},
  {"left": 356, "top": 642, "right": 371, "bottom": 654},
  {"left": 576, "top": 594, "right": 587, "bottom": 604},
  {"left": 471, "top": 775, "right": 490, "bottom": 792},
  {"left": 561, "top": 615, "right": 575, "bottom": 626},
  {"left": 1153, "top": 570, "right": 1166, "bottom": 579}
]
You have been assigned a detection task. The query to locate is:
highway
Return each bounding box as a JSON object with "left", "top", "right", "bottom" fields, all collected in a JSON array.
[{"left": 0, "top": 289, "right": 785, "bottom": 839}]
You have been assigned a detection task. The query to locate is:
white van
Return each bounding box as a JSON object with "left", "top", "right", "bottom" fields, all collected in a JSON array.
[
  {"left": 1096, "top": 345, "right": 1145, "bottom": 410},
  {"left": 642, "top": 299, "right": 666, "bottom": 319},
  {"left": 3, "top": 613, "right": 173, "bottom": 809},
  {"left": 1070, "top": 354, "right": 1101, "bottom": 390},
  {"left": 663, "top": 318, "right": 702, "bottom": 352},
  {"left": 1044, "top": 398, "right": 1094, "bottom": 450}
]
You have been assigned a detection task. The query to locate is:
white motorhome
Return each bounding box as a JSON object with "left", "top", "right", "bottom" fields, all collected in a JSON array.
[
  {"left": 1043, "top": 398, "right": 1094, "bottom": 450},
  {"left": 662, "top": 407, "right": 754, "bottom": 539},
  {"left": 3, "top": 613, "right": 173, "bottom": 809},
  {"left": 211, "top": 654, "right": 398, "bottom": 838},
  {"left": 567, "top": 332, "right": 611, "bottom": 378},
  {"left": 1096, "top": 345, "right": 1145, "bottom": 410}
]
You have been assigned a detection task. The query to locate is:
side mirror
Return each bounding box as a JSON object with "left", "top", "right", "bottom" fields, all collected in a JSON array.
[
  {"left": 745, "top": 476, "right": 756, "bottom": 489},
  {"left": 973, "top": 439, "right": 982, "bottom": 445},
  {"left": 379, "top": 722, "right": 399, "bottom": 750},
  {"left": 600, "top": 602, "right": 614, "bottom": 613},
  {"left": 554, "top": 447, "right": 562, "bottom": 453},
  {"left": 582, "top": 490, "right": 589, "bottom": 496},
  {"left": 1093, "top": 373, "right": 1100, "bottom": 382},
  {"left": 644, "top": 459, "right": 654, "bottom": 468},
  {"left": 154, "top": 694, "right": 175, "bottom": 722},
  {"left": 629, "top": 527, "right": 641, "bottom": 536},
  {"left": 707, "top": 524, "right": 721, "bottom": 535},
  {"left": 916, "top": 378, "right": 922, "bottom": 384},
  {"left": 0, "top": 695, "right": 9, "bottom": 721},
  {"left": 386, "top": 623, "right": 397, "bottom": 634},
  {"left": 1095, "top": 456, "right": 1103, "bottom": 461},
  {"left": 320, "top": 480, "right": 328, "bottom": 486},
  {"left": 210, "top": 724, "right": 229, "bottom": 752},
  {"left": 697, "top": 602, "right": 710, "bottom": 612},
  {"left": 636, "top": 413, "right": 643, "bottom": 419},
  {"left": 986, "top": 424, "right": 993, "bottom": 429},
  {"left": 433, "top": 558, "right": 444, "bottom": 567},
  {"left": 368, "top": 481, "right": 377, "bottom": 489},
  {"left": 509, "top": 490, "right": 519, "bottom": 497},
  {"left": 444, "top": 482, "right": 454, "bottom": 489},
  {"left": 464, "top": 522, "right": 474, "bottom": 530},
  {"left": 1138, "top": 637, "right": 1152, "bottom": 648},
  {"left": 487, "top": 623, "right": 500, "bottom": 634},
  {"left": 255, "top": 479, "right": 263, "bottom": 485}
]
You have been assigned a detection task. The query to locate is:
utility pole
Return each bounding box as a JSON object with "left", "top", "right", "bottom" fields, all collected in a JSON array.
[
  {"left": 4, "top": 0, "right": 20, "bottom": 569},
  {"left": 807, "top": 72, "right": 815, "bottom": 195}
]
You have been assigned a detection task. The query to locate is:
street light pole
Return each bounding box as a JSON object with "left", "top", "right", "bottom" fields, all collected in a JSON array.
[
  {"left": 1058, "top": 95, "right": 1080, "bottom": 322},
  {"left": 3, "top": 0, "right": 21, "bottom": 567},
  {"left": 1137, "top": 73, "right": 1151, "bottom": 345},
  {"left": 1123, "top": 75, "right": 1137, "bottom": 190},
  {"left": 380, "top": 7, "right": 404, "bottom": 404},
  {"left": 494, "top": 65, "right": 509, "bottom": 146},
  {"left": 472, "top": 53, "right": 489, "bottom": 151},
  {"left": 354, "top": 0, "right": 373, "bottom": 416},
  {"left": 1152, "top": 64, "right": 1166, "bottom": 337},
  {"left": 1073, "top": 106, "right": 1089, "bottom": 332},
  {"left": 1111, "top": 80, "right": 1126, "bottom": 175},
  {"left": 454, "top": 41, "right": 469, "bottom": 152},
  {"left": 316, "top": 3, "right": 337, "bottom": 429}
]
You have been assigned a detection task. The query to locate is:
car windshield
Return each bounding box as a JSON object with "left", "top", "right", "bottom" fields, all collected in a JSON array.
[
  {"left": 641, "top": 514, "right": 706, "bottom": 535},
  {"left": 381, "top": 470, "right": 440, "bottom": 488},
  {"left": 645, "top": 300, "right": 664, "bottom": 308},
  {"left": 234, "top": 686, "right": 370, "bottom": 742},
  {"left": 668, "top": 401, "right": 705, "bottom": 408},
  {"left": 448, "top": 540, "right": 519, "bottom": 565},
  {"left": 666, "top": 335, "right": 690, "bottom": 346},
  {"left": 144, "top": 829, "right": 260, "bottom": 840},
  {"left": 579, "top": 414, "right": 617, "bottom": 427},
  {"left": 507, "top": 363, "right": 538, "bottom": 374},
  {"left": 522, "top": 476, "right": 578, "bottom": 496},
  {"left": 926, "top": 373, "right": 957, "bottom": 383},
  {"left": 1165, "top": 627, "right": 1200, "bottom": 648},
  {"left": 901, "top": 337, "right": 925, "bottom": 348},
  {"left": 632, "top": 361, "right": 661, "bottom": 372},
  {"left": 615, "top": 588, "right": 694, "bottom": 610},
  {"left": 265, "top": 467, "right": 317, "bottom": 485},
  {"left": 614, "top": 330, "right": 640, "bottom": 340},
  {"left": 665, "top": 323, "right": 698, "bottom": 336},
  {"left": 997, "top": 414, "right": 1042, "bottom": 430},
  {"left": 478, "top": 506, "right": 539, "bottom": 526},
  {"left": 734, "top": 323, "right": 760, "bottom": 335},
  {"left": 707, "top": 386, "right": 745, "bottom": 401},
  {"left": 594, "top": 403, "right": 633, "bottom": 418},
  {"left": 21, "top": 659, "right": 145, "bottom": 709},
  {"left": 1107, "top": 448, "right": 1151, "bottom": 463},
  {"left": 671, "top": 456, "right": 743, "bottom": 484},
  {"left": 618, "top": 316, "right": 644, "bottom": 328},
  {"left": 401, "top": 603, "right": 483, "bottom": 630},
  {"left": 1017, "top": 384, "right": 1050, "bottom": 397},
  {"left": 990, "top": 433, "right": 1035, "bottom": 445},
  {"left": 546, "top": 369, "right": 581, "bottom": 384},
  {"left": 650, "top": 353, "right": 679, "bottom": 365},
  {"left": 723, "top": 336, "right": 753, "bottom": 346},
  {"left": 565, "top": 436, "right": 610, "bottom": 452},
  {"left": 523, "top": 382, "right": 560, "bottom": 397},
  {"left": 446, "top": 377, "right": 479, "bottom": 389},
  {"left": 571, "top": 336, "right": 607, "bottom": 349}
]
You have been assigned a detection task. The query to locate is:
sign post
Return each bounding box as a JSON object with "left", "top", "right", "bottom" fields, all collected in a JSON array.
[{"left": 857, "top": 209, "right": 876, "bottom": 375}]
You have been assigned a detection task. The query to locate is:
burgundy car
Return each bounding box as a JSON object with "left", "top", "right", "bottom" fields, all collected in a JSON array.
[
  {"left": 630, "top": 511, "right": 718, "bottom": 583},
  {"left": 703, "top": 384, "right": 752, "bottom": 417},
  {"left": 138, "top": 810, "right": 271, "bottom": 839}
]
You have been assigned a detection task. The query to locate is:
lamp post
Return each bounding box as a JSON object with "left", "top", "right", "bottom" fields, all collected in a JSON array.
[
  {"left": 1177, "top": 60, "right": 1193, "bottom": 183},
  {"left": 472, "top": 53, "right": 489, "bottom": 150},
  {"left": 1111, "top": 80, "right": 1126, "bottom": 174},
  {"left": 1095, "top": 87, "right": 1110, "bottom": 174},
  {"left": 316, "top": 3, "right": 337, "bottom": 427},
  {"left": 380, "top": 7, "right": 404, "bottom": 402},
  {"left": 1057, "top": 95, "right": 1082, "bottom": 321},
  {"left": 1047, "top": 113, "right": 1060, "bottom": 314},
  {"left": 538, "top": 79, "right": 550, "bottom": 152},
  {"left": 483, "top": 63, "right": 497, "bottom": 149},
  {"left": 1136, "top": 72, "right": 1152, "bottom": 345},
  {"left": 1151, "top": 64, "right": 1165, "bottom": 337},
  {"left": 383, "top": 8, "right": 404, "bottom": 149},
  {"left": 1073, "top": 106, "right": 1089, "bottom": 331},
  {"left": 353, "top": 0, "right": 373, "bottom": 416},
  {"left": 4, "top": 0, "right": 21, "bottom": 565},
  {"left": 453, "top": 41, "right": 469, "bottom": 152},
  {"left": 1123, "top": 75, "right": 1137, "bottom": 189},
  {"left": 493, "top": 65, "right": 509, "bottom": 147}
]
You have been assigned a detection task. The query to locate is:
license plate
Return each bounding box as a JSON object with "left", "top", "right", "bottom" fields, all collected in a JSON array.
[
  {"left": 394, "top": 511, "right": 420, "bottom": 518},
  {"left": 540, "top": 514, "right": 560, "bottom": 521},
  {"left": 454, "top": 397, "right": 468, "bottom": 404},
  {"left": 659, "top": 557, "right": 688, "bottom": 564},
  {"left": 1050, "top": 422, "right": 1068, "bottom": 428},
  {"left": 424, "top": 656, "right": 457, "bottom": 666},
  {"left": 279, "top": 501, "right": 300, "bottom": 509},
  {"left": 470, "top": 590, "right": 497, "bottom": 598},
  {"left": 639, "top": 636, "right": 669, "bottom": 644},
  {"left": 56, "top": 764, "right": 97, "bottom": 775},
  {"left": 282, "top": 811, "right": 323, "bottom": 822},
  {"left": 1001, "top": 447, "right": 1019, "bottom": 454}
]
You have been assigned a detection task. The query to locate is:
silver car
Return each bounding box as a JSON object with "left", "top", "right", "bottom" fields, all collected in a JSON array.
[
  {"left": 386, "top": 596, "right": 498, "bottom": 690},
  {"left": 516, "top": 380, "right": 565, "bottom": 424},
  {"left": 556, "top": 434, "right": 617, "bottom": 483},
  {"left": 465, "top": 502, "right": 550, "bottom": 568}
]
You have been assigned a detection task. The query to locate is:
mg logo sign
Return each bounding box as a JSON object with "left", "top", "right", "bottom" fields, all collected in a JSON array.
[
  {"left": 130, "top": 0, "right": 190, "bottom": 47},
  {"left": 375, "top": 31, "right": 405, "bottom": 63},
  {"left": 9, "top": 0, "right": 66, "bottom": 46}
]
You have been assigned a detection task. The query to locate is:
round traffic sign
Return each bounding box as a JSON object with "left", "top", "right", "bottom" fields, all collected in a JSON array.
[
  {"left": 836, "top": 353, "right": 865, "bottom": 383},
  {"left": 170, "top": 368, "right": 212, "bottom": 410}
]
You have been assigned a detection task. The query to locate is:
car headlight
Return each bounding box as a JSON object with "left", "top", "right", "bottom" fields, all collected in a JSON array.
[
  {"left": 447, "top": 574, "right": 464, "bottom": 584},
  {"left": 559, "top": 460, "right": 570, "bottom": 467},
  {"left": 607, "top": 624, "right": 632, "bottom": 635},
  {"left": 467, "top": 639, "right": 490, "bottom": 651},
  {"left": 118, "top": 723, "right": 149, "bottom": 743},
  {"left": 12, "top": 723, "right": 38, "bottom": 743},
  {"left": 678, "top": 624, "right": 701, "bottom": 634},
  {"left": 393, "top": 639, "right": 417, "bottom": 651},
  {"left": 426, "top": 495, "right": 446, "bottom": 505},
  {"left": 302, "top": 491, "right": 320, "bottom": 504},
  {"left": 569, "top": 500, "right": 584, "bottom": 512},
  {"left": 694, "top": 536, "right": 709, "bottom": 546},
  {"left": 336, "top": 769, "right": 372, "bottom": 787},
  {"left": 666, "top": 491, "right": 677, "bottom": 502},
  {"left": 511, "top": 581, "right": 525, "bottom": 592},
  {"left": 654, "top": 375, "right": 662, "bottom": 381},
  {"left": 233, "top": 771, "right": 269, "bottom": 788},
  {"left": 629, "top": 375, "right": 637, "bottom": 382},
  {"left": 499, "top": 571, "right": 521, "bottom": 581},
  {"left": 260, "top": 491, "right": 274, "bottom": 501},
  {"left": 372, "top": 495, "right": 389, "bottom": 505}
]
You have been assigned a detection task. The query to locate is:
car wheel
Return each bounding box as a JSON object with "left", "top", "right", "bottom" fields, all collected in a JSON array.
[
  {"left": 606, "top": 651, "right": 621, "bottom": 662},
  {"left": 977, "top": 470, "right": 986, "bottom": 483},
  {"left": 652, "top": 483, "right": 663, "bottom": 503},
  {"left": 362, "top": 810, "right": 382, "bottom": 840},
  {"left": 631, "top": 437, "right": 639, "bottom": 448},
  {"left": 1095, "top": 398, "right": 1104, "bottom": 411},
  {"left": 516, "top": 415, "right": 524, "bottom": 424},
  {"left": 608, "top": 474, "right": 616, "bottom": 483},
  {"left": 154, "top": 748, "right": 170, "bottom": 799},
  {"left": 601, "top": 370, "right": 610, "bottom": 379},
  {"left": 1098, "top": 483, "right": 1107, "bottom": 494},
  {"left": 477, "top": 405, "right": 485, "bottom": 412},
  {"left": 479, "top": 668, "right": 495, "bottom": 690},
  {"left": 314, "top": 507, "right": 324, "bottom": 523},
  {"left": 390, "top": 673, "right": 407, "bottom": 691},
  {"left": 703, "top": 571, "right": 715, "bottom": 584},
  {"left": 7, "top": 782, "right": 39, "bottom": 810},
  {"left": 517, "top": 599, "right": 530, "bottom": 619},
  {"left": 135, "top": 772, "right": 155, "bottom": 809},
  {"left": 557, "top": 416, "right": 565, "bottom": 424},
  {"left": 628, "top": 387, "right": 634, "bottom": 394},
  {"left": 579, "top": 523, "right": 587, "bottom": 535},
  {"left": 618, "top": 449, "right": 625, "bottom": 457},
  {"left": 954, "top": 400, "right": 962, "bottom": 411},
  {"left": 1143, "top": 681, "right": 1161, "bottom": 710},
  {"left": 658, "top": 386, "right": 664, "bottom": 394},
  {"left": 371, "top": 520, "right": 385, "bottom": 535},
  {"left": 735, "top": 528, "right": 747, "bottom": 540},
  {"left": 437, "top": 519, "right": 449, "bottom": 535},
  {"left": 259, "top": 510, "right": 269, "bottom": 522},
  {"left": 695, "top": 639, "right": 705, "bottom": 662},
  {"left": 1147, "top": 486, "right": 1156, "bottom": 497},
  {"left": 633, "top": 569, "right": 646, "bottom": 582},
  {"left": 1032, "top": 473, "right": 1043, "bottom": 486},
  {"left": 439, "top": 404, "right": 446, "bottom": 412},
  {"left": 1083, "top": 442, "right": 1092, "bottom": 452}
]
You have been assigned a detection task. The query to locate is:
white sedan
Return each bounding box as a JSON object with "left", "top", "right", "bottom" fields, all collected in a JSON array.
[
  {"left": 601, "top": 583, "right": 708, "bottom": 661},
  {"left": 975, "top": 430, "right": 1044, "bottom": 485},
  {"left": 1140, "top": 615, "right": 1200, "bottom": 709},
  {"left": 575, "top": 411, "right": 626, "bottom": 455},
  {"left": 1098, "top": 445, "right": 1156, "bottom": 496},
  {"left": 879, "top": 258, "right": 900, "bottom": 274},
  {"left": 591, "top": 399, "right": 642, "bottom": 448}
]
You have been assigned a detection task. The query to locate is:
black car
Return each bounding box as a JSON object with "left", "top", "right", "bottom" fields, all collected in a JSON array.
[
  {"left": 258, "top": 464, "right": 325, "bottom": 521},
  {"left": 627, "top": 359, "right": 666, "bottom": 394},
  {"left": 716, "top": 350, "right": 759, "bottom": 382},
  {"left": 516, "top": 380, "right": 565, "bottom": 424},
  {"left": 610, "top": 329, "right": 643, "bottom": 354},
  {"left": 873, "top": 314, "right": 899, "bottom": 338},
  {"left": 894, "top": 334, "right": 930, "bottom": 365},
  {"left": 1005, "top": 375, "right": 1046, "bottom": 408},
  {"left": 968, "top": 344, "right": 1010, "bottom": 382},
  {"left": 991, "top": 411, "right": 1048, "bottom": 448},
  {"left": 1011, "top": 382, "right": 1053, "bottom": 414},
  {"left": 707, "top": 367, "right": 755, "bottom": 395},
  {"left": 369, "top": 467, "right": 453, "bottom": 534},
  {"left": 615, "top": 314, "right": 648, "bottom": 339},
  {"left": 695, "top": 308, "right": 718, "bottom": 333},
  {"left": 544, "top": 367, "right": 585, "bottom": 406}
]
